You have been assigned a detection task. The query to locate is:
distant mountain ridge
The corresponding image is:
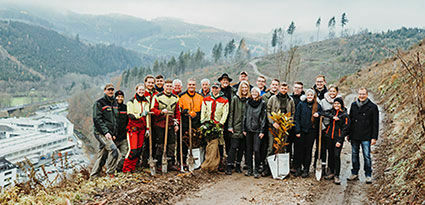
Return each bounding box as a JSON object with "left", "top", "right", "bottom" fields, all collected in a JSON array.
[{"left": 0, "top": 7, "right": 268, "bottom": 57}]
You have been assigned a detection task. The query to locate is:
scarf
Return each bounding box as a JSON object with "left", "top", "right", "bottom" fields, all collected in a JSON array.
[
  {"left": 248, "top": 98, "right": 262, "bottom": 108},
  {"left": 356, "top": 98, "right": 369, "bottom": 108}
]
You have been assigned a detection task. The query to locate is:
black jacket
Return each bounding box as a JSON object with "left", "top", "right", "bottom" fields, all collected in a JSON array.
[
  {"left": 115, "top": 102, "right": 129, "bottom": 142},
  {"left": 322, "top": 108, "right": 350, "bottom": 144},
  {"left": 294, "top": 101, "right": 322, "bottom": 134},
  {"left": 243, "top": 99, "right": 267, "bottom": 133},
  {"left": 348, "top": 99, "right": 379, "bottom": 141},
  {"left": 93, "top": 94, "right": 117, "bottom": 136},
  {"left": 291, "top": 91, "right": 305, "bottom": 108},
  {"left": 221, "top": 85, "right": 233, "bottom": 128},
  {"left": 313, "top": 85, "right": 328, "bottom": 101}
]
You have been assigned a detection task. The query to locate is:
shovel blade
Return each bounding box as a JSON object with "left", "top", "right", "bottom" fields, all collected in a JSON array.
[
  {"left": 187, "top": 156, "right": 195, "bottom": 172},
  {"left": 148, "top": 158, "right": 157, "bottom": 176},
  {"left": 315, "top": 165, "right": 322, "bottom": 181},
  {"left": 162, "top": 158, "right": 168, "bottom": 174}
]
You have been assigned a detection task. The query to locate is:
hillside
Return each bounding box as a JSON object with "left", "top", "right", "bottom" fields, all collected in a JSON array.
[
  {"left": 256, "top": 27, "right": 425, "bottom": 85},
  {"left": 0, "top": 20, "right": 144, "bottom": 82},
  {"left": 337, "top": 39, "right": 425, "bottom": 204},
  {"left": 0, "top": 7, "right": 267, "bottom": 57}
]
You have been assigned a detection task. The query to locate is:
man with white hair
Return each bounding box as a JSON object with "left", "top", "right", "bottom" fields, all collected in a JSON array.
[
  {"left": 172, "top": 79, "right": 183, "bottom": 96},
  {"left": 199, "top": 78, "right": 211, "bottom": 97}
]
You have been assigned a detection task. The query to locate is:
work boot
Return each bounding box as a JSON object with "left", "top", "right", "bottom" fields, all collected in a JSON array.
[
  {"left": 301, "top": 169, "right": 309, "bottom": 178},
  {"left": 262, "top": 167, "right": 271, "bottom": 177},
  {"left": 347, "top": 174, "right": 359, "bottom": 181},
  {"left": 334, "top": 176, "right": 341, "bottom": 185},
  {"left": 294, "top": 168, "right": 302, "bottom": 177},
  {"left": 235, "top": 163, "right": 242, "bottom": 173},
  {"left": 325, "top": 173, "right": 335, "bottom": 180},
  {"left": 245, "top": 169, "right": 253, "bottom": 176},
  {"left": 225, "top": 165, "right": 232, "bottom": 175},
  {"left": 254, "top": 169, "right": 260, "bottom": 179}
]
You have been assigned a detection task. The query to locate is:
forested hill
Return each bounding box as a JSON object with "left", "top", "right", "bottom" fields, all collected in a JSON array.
[{"left": 0, "top": 20, "right": 144, "bottom": 82}]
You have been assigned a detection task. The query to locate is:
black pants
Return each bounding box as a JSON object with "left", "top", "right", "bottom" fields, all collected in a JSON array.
[
  {"left": 154, "top": 126, "right": 176, "bottom": 165},
  {"left": 227, "top": 137, "right": 245, "bottom": 166},
  {"left": 245, "top": 131, "right": 262, "bottom": 171},
  {"left": 223, "top": 129, "right": 232, "bottom": 156},
  {"left": 294, "top": 131, "right": 316, "bottom": 172},
  {"left": 325, "top": 137, "right": 343, "bottom": 176},
  {"left": 260, "top": 128, "right": 269, "bottom": 165}
]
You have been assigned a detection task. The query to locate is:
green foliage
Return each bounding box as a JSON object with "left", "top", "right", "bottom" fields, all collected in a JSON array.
[
  {"left": 200, "top": 120, "right": 224, "bottom": 142},
  {"left": 0, "top": 21, "right": 142, "bottom": 82}
]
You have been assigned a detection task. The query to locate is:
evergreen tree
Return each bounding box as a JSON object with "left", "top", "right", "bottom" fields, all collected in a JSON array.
[
  {"left": 316, "top": 17, "right": 321, "bottom": 41},
  {"left": 287, "top": 21, "right": 296, "bottom": 46},
  {"left": 152, "top": 60, "right": 160, "bottom": 74},
  {"left": 328, "top": 16, "right": 336, "bottom": 39},
  {"left": 271, "top": 29, "right": 278, "bottom": 50},
  {"left": 341, "top": 13, "right": 349, "bottom": 37}
]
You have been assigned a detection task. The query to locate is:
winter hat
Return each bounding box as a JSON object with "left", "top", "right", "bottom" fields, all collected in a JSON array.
[
  {"left": 305, "top": 89, "right": 316, "bottom": 96},
  {"left": 333, "top": 97, "right": 344, "bottom": 107},
  {"left": 115, "top": 90, "right": 124, "bottom": 97},
  {"left": 251, "top": 86, "right": 261, "bottom": 95}
]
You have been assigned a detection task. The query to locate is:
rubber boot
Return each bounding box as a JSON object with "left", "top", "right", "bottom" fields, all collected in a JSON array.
[
  {"left": 225, "top": 165, "right": 232, "bottom": 175},
  {"left": 235, "top": 163, "right": 242, "bottom": 173}
]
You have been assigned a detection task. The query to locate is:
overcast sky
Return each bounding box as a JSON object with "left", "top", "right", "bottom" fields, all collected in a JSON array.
[{"left": 2, "top": 0, "right": 425, "bottom": 33}]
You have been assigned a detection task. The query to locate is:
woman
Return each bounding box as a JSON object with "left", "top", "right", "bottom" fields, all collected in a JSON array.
[
  {"left": 114, "top": 90, "right": 129, "bottom": 172},
  {"left": 322, "top": 97, "right": 349, "bottom": 184},
  {"left": 122, "top": 84, "right": 150, "bottom": 173},
  {"left": 318, "top": 84, "right": 342, "bottom": 176},
  {"left": 226, "top": 81, "right": 250, "bottom": 175},
  {"left": 294, "top": 89, "right": 322, "bottom": 178},
  {"left": 243, "top": 87, "right": 267, "bottom": 178}
]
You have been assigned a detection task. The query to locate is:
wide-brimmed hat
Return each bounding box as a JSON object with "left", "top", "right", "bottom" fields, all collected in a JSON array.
[{"left": 218, "top": 73, "right": 233, "bottom": 82}]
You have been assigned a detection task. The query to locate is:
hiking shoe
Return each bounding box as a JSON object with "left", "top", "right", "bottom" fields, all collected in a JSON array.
[
  {"left": 294, "top": 168, "right": 302, "bottom": 177},
  {"left": 347, "top": 174, "right": 359, "bottom": 181},
  {"left": 245, "top": 170, "right": 253, "bottom": 176},
  {"left": 301, "top": 170, "right": 309, "bottom": 178},
  {"left": 262, "top": 168, "right": 271, "bottom": 177},
  {"left": 325, "top": 174, "right": 335, "bottom": 180},
  {"left": 235, "top": 164, "right": 242, "bottom": 173},
  {"left": 225, "top": 165, "right": 232, "bottom": 175},
  {"left": 334, "top": 176, "right": 341, "bottom": 185},
  {"left": 366, "top": 176, "right": 373, "bottom": 184},
  {"left": 254, "top": 170, "right": 260, "bottom": 178}
]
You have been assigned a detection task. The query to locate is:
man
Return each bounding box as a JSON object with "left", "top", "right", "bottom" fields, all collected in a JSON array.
[
  {"left": 291, "top": 81, "right": 305, "bottom": 108},
  {"left": 262, "top": 78, "right": 280, "bottom": 105},
  {"left": 313, "top": 75, "right": 328, "bottom": 100},
  {"left": 151, "top": 80, "right": 181, "bottom": 171},
  {"left": 256, "top": 76, "right": 267, "bottom": 96},
  {"left": 141, "top": 75, "right": 159, "bottom": 168},
  {"left": 265, "top": 82, "right": 296, "bottom": 175},
  {"left": 154, "top": 75, "right": 165, "bottom": 93},
  {"left": 199, "top": 78, "right": 211, "bottom": 97},
  {"left": 201, "top": 82, "right": 229, "bottom": 170},
  {"left": 232, "top": 71, "right": 253, "bottom": 94},
  {"left": 218, "top": 73, "right": 234, "bottom": 160},
  {"left": 288, "top": 82, "right": 304, "bottom": 172},
  {"left": 91, "top": 83, "right": 121, "bottom": 178},
  {"left": 178, "top": 78, "right": 204, "bottom": 169},
  {"left": 172, "top": 79, "right": 183, "bottom": 96},
  {"left": 347, "top": 88, "right": 379, "bottom": 184},
  {"left": 114, "top": 90, "right": 129, "bottom": 172}
]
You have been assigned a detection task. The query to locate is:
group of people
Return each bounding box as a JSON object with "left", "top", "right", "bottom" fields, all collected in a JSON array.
[{"left": 91, "top": 71, "right": 379, "bottom": 185}]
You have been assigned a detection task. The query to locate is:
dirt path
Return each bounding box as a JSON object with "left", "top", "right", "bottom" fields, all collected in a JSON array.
[
  {"left": 249, "top": 58, "right": 272, "bottom": 80},
  {"left": 174, "top": 93, "right": 384, "bottom": 205}
]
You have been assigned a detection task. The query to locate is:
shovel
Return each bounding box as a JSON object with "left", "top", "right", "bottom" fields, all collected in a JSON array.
[
  {"left": 179, "top": 109, "right": 185, "bottom": 172},
  {"left": 187, "top": 115, "right": 195, "bottom": 172},
  {"left": 315, "top": 116, "right": 324, "bottom": 181},
  {"left": 162, "top": 114, "right": 171, "bottom": 173},
  {"left": 148, "top": 112, "right": 157, "bottom": 176}
]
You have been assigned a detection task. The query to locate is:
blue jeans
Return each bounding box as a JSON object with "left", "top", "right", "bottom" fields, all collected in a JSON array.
[{"left": 351, "top": 140, "right": 372, "bottom": 177}]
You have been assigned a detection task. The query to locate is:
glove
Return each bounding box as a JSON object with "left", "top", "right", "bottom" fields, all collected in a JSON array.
[
  {"left": 141, "top": 110, "right": 149, "bottom": 116},
  {"left": 182, "top": 109, "right": 189, "bottom": 116},
  {"left": 145, "top": 130, "right": 150, "bottom": 138},
  {"left": 128, "top": 114, "right": 137, "bottom": 120}
]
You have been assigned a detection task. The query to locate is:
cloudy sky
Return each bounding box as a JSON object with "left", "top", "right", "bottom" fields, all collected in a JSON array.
[{"left": 2, "top": 0, "right": 425, "bottom": 33}]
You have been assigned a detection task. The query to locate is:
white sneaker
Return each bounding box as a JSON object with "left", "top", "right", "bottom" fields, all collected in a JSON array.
[
  {"left": 366, "top": 176, "right": 372, "bottom": 184},
  {"left": 347, "top": 174, "right": 358, "bottom": 181}
]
